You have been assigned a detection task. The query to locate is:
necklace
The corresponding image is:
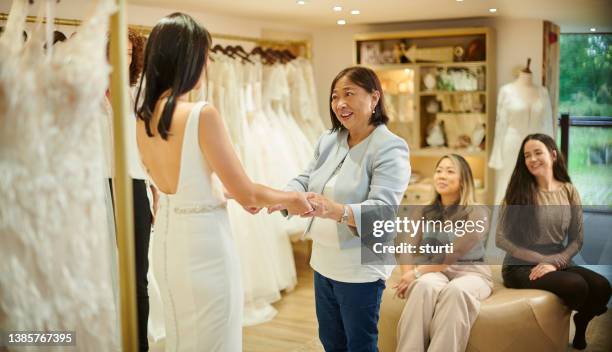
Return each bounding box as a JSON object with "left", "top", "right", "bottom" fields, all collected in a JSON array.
[{"left": 333, "top": 156, "right": 346, "bottom": 175}]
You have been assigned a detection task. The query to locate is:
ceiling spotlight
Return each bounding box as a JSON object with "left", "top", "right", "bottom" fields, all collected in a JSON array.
[
  {"left": 296, "top": 0, "right": 306, "bottom": 5},
  {"left": 489, "top": 8, "right": 497, "bottom": 13},
  {"left": 590, "top": 27, "right": 597, "bottom": 32},
  {"left": 456, "top": 0, "right": 464, "bottom": 2},
  {"left": 337, "top": 19, "right": 347, "bottom": 25},
  {"left": 351, "top": 10, "right": 361, "bottom": 15},
  {"left": 333, "top": 6, "right": 342, "bottom": 12}
]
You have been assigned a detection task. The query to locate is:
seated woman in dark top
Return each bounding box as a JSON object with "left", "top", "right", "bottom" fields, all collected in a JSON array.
[{"left": 496, "top": 133, "right": 611, "bottom": 350}]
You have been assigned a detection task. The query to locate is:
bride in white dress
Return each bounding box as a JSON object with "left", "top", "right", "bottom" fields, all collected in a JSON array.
[{"left": 134, "top": 13, "right": 312, "bottom": 352}]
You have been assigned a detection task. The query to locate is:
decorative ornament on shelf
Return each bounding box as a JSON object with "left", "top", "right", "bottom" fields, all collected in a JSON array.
[
  {"left": 469, "top": 123, "right": 486, "bottom": 152},
  {"left": 393, "top": 43, "right": 403, "bottom": 64},
  {"left": 426, "top": 120, "right": 445, "bottom": 147},
  {"left": 465, "top": 38, "right": 486, "bottom": 61},
  {"left": 423, "top": 73, "right": 437, "bottom": 91},
  {"left": 394, "top": 42, "right": 409, "bottom": 63},
  {"left": 426, "top": 99, "right": 440, "bottom": 114},
  {"left": 453, "top": 45, "right": 465, "bottom": 62},
  {"left": 437, "top": 70, "right": 454, "bottom": 91},
  {"left": 401, "top": 43, "right": 454, "bottom": 63}
]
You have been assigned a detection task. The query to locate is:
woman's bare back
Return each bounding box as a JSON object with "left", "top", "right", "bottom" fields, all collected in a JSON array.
[{"left": 136, "top": 99, "right": 196, "bottom": 194}]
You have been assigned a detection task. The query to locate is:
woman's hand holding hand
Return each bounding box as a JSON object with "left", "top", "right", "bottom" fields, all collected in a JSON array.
[
  {"left": 529, "top": 263, "right": 557, "bottom": 281},
  {"left": 286, "top": 192, "right": 314, "bottom": 216},
  {"left": 544, "top": 254, "right": 568, "bottom": 269},
  {"left": 301, "top": 192, "right": 342, "bottom": 220}
]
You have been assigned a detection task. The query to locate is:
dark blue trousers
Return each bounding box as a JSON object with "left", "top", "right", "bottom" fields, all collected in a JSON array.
[{"left": 314, "top": 271, "right": 385, "bottom": 352}]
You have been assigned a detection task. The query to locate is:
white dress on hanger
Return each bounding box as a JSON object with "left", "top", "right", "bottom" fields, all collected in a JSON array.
[
  {"left": 489, "top": 79, "right": 553, "bottom": 203},
  {"left": 148, "top": 101, "right": 243, "bottom": 352},
  {"left": 287, "top": 59, "right": 327, "bottom": 142},
  {"left": 194, "top": 56, "right": 318, "bottom": 327},
  {"left": 0, "top": 0, "right": 119, "bottom": 350},
  {"left": 238, "top": 61, "right": 300, "bottom": 321}
]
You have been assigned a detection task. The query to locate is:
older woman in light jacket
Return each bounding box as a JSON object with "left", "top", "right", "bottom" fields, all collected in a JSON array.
[{"left": 270, "top": 66, "right": 410, "bottom": 352}]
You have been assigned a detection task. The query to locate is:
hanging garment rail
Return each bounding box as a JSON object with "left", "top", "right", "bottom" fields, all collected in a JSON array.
[{"left": 0, "top": 13, "right": 312, "bottom": 59}]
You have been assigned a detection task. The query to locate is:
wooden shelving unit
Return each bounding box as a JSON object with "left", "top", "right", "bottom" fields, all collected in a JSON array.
[{"left": 354, "top": 27, "right": 496, "bottom": 204}]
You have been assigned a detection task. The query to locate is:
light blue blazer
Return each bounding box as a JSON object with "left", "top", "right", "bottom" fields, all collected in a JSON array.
[{"left": 285, "top": 124, "right": 411, "bottom": 249}]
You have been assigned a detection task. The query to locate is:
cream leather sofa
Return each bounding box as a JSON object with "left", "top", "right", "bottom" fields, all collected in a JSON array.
[{"left": 378, "top": 265, "right": 571, "bottom": 352}]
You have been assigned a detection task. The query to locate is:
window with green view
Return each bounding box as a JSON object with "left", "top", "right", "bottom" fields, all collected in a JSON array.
[{"left": 559, "top": 34, "right": 611, "bottom": 207}]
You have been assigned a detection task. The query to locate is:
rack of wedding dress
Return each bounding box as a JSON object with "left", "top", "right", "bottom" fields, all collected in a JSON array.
[
  {"left": 197, "top": 45, "right": 325, "bottom": 325},
  {"left": 0, "top": 0, "right": 120, "bottom": 350}
]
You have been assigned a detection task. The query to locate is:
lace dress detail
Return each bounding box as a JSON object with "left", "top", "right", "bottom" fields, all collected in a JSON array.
[{"left": 0, "top": 0, "right": 119, "bottom": 350}]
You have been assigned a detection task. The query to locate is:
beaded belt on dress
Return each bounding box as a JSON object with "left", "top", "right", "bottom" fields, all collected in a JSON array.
[
  {"left": 159, "top": 193, "right": 227, "bottom": 214},
  {"left": 171, "top": 202, "right": 226, "bottom": 214}
]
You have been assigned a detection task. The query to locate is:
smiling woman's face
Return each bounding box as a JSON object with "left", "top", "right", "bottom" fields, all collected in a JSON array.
[
  {"left": 433, "top": 157, "right": 461, "bottom": 197},
  {"left": 330, "top": 76, "right": 378, "bottom": 131},
  {"left": 523, "top": 139, "right": 556, "bottom": 178}
]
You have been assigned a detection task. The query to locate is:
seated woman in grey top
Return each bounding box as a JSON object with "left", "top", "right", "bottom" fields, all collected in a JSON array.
[{"left": 497, "top": 133, "right": 610, "bottom": 350}]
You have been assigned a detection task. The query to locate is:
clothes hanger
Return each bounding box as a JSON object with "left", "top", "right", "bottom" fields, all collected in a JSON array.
[
  {"left": 250, "top": 46, "right": 275, "bottom": 65},
  {"left": 231, "top": 45, "right": 253, "bottom": 63},
  {"left": 211, "top": 44, "right": 226, "bottom": 54},
  {"left": 263, "top": 48, "right": 279, "bottom": 64},
  {"left": 281, "top": 49, "right": 296, "bottom": 61}
]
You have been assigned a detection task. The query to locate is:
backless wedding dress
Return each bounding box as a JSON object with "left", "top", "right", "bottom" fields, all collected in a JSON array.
[{"left": 147, "top": 101, "right": 243, "bottom": 351}]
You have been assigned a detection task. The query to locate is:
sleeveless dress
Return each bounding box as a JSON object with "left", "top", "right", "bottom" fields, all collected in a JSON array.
[{"left": 148, "top": 101, "right": 243, "bottom": 351}]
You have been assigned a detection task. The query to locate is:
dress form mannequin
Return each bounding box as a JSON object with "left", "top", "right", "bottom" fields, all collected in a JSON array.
[{"left": 489, "top": 60, "right": 554, "bottom": 203}]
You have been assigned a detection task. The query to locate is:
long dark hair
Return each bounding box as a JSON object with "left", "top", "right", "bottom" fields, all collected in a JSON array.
[
  {"left": 501, "top": 133, "right": 572, "bottom": 246},
  {"left": 329, "top": 66, "right": 389, "bottom": 132},
  {"left": 135, "top": 13, "right": 212, "bottom": 140}
]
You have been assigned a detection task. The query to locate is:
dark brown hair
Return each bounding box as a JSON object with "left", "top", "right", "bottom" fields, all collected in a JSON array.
[
  {"left": 128, "top": 28, "right": 145, "bottom": 87},
  {"left": 328, "top": 66, "right": 389, "bottom": 132},
  {"left": 501, "top": 133, "right": 571, "bottom": 246},
  {"left": 135, "top": 13, "right": 212, "bottom": 140}
]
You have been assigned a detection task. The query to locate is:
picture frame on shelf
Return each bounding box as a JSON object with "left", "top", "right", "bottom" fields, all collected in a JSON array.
[{"left": 360, "top": 41, "right": 382, "bottom": 65}]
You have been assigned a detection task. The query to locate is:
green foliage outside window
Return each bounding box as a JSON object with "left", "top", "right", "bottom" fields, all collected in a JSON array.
[{"left": 559, "top": 34, "right": 611, "bottom": 207}]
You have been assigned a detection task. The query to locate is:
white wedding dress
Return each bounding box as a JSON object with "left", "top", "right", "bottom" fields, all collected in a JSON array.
[
  {"left": 489, "top": 82, "right": 553, "bottom": 203},
  {"left": 0, "top": 0, "right": 119, "bottom": 350},
  {"left": 148, "top": 101, "right": 243, "bottom": 352}
]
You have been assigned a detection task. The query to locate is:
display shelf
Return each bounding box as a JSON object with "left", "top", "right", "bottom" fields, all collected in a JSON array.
[
  {"left": 355, "top": 27, "right": 495, "bottom": 204},
  {"left": 366, "top": 61, "right": 486, "bottom": 71},
  {"left": 411, "top": 147, "right": 486, "bottom": 157},
  {"left": 420, "top": 61, "right": 487, "bottom": 68},
  {"left": 419, "top": 90, "right": 486, "bottom": 96}
]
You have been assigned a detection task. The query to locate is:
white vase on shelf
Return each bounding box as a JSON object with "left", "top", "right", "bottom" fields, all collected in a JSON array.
[
  {"left": 423, "top": 73, "right": 436, "bottom": 91},
  {"left": 469, "top": 123, "right": 486, "bottom": 151},
  {"left": 426, "top": 122, "right": 445, "bottom": 147}
]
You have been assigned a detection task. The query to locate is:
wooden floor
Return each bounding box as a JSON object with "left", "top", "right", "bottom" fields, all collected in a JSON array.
[{"left": 243, "top": 241, "right": 321, "bottom": 352}]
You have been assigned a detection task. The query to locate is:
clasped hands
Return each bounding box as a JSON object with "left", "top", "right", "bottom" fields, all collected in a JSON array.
[
  {"left": 244, "top": 192, "right": 342, "bottom": 220},
  {"left": 527, "top": 253, "right": 570, "bottom": 281}
]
